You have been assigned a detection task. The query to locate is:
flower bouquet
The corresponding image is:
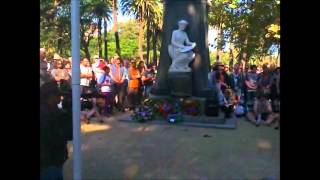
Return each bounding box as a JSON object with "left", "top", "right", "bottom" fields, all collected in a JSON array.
[
  {"left": 182, "top": 99, "right": 201, "bottom": 116},
  {"left": 131, "top": 105, "right": 154, "bottom": 123}
]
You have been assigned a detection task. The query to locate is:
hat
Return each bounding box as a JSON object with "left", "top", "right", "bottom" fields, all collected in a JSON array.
[
  {"left": 114, "top": 55, "right": 120, "bottom": 59},
  {"left": 178, "top": 19, "right": 188, "bottom": 25},
  {"left": 93, "top": 55, "right": 99, "bottom": 59},
  {"left": 53, "top": 53, "right": 62, "bottom": 60}
]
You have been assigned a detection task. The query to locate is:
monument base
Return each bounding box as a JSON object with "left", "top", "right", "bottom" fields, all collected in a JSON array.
[
  {"left": 119, "top": 113, "right": 237, "bottom": 129},
  {"left": 167, "top": 71, "right": 192, "bottom": 97}
]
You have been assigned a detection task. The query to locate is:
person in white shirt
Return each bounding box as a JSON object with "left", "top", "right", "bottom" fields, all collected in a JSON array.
[
  {"left": 92, "top": 55, "right": 105, "bottom": 84},
  {"left": 80, "top": 58, "right": 93, "bottom": 94}
]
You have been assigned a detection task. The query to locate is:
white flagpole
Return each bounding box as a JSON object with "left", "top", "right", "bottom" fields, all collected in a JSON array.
[{"left": 71, "top": 0, "right": 81, "bottom": 179}]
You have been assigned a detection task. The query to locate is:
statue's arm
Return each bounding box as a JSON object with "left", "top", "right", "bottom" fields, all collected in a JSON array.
[{"left": 171, "top": 31, "right": 184, "bottom": 48}]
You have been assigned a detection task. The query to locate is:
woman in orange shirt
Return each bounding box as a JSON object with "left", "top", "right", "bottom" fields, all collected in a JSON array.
[{"left": 128, "top": 60, "right": 141, "bottom": 110}]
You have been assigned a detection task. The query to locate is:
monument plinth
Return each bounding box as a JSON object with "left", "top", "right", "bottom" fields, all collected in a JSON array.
[{"left": 168, "top": 71, "right": 192, "bottom": 96}]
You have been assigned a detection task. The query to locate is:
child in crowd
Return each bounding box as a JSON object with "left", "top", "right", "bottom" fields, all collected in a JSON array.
[
  {"left": 80, "top": 93, "right": 102, "bottom": 124},
  {"left": 98, "top": 66, "right": 113, "bottom": 116},
  {"left": 218, "top": 88, "right": 237, "bottom": 118}
]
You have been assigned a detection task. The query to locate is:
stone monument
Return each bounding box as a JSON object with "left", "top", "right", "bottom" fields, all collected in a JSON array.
[
  {"left": 167, "top": 19, "right": 196, "bottom": 96},
  {"left": 151, "top": 0, "right": 213, "bottom": 98}
]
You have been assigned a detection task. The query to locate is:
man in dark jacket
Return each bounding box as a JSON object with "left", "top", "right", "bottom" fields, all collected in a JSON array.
[{"left": 40, "top": 82, "right": 72, "bottom": 180}]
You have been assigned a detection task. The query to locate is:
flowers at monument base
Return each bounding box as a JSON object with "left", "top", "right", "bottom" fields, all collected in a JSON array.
[
  {"left": 131, "top": 105, "right": 154, "bottom": 123},
  {"left": 182, "top": 99, "right": 201, "bottom": 116},
  {"left": 131, "top": 98, "right": 201, "bottom": 123},
  {"left": 167, "top": 112, "right": 183, "bottom": 124}
]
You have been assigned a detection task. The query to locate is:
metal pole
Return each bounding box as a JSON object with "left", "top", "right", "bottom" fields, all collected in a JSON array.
[{"left": 71, "top": 0, "right": 81, "bottom": 179}]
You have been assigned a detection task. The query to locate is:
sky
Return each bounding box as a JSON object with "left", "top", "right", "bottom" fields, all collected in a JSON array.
[{"left": 103, "top": 13, "right": 134, "bottom": 31}]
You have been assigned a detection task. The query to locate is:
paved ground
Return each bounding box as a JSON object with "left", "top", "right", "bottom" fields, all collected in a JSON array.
[{"left": 63, "top": 112, "right": 280, "bottom": 180}]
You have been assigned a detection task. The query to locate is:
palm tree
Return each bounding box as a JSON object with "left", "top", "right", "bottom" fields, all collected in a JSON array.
[
  {"left": 112, "top": 0, "right": 121, "bottom": 57},
  {"left": 91, "top": 0, "right": 112, "bottom": 58},
  {"left": 146, "top": 1, "right": 162, "bottom": 65},
  {"left": 104, "top": 17, "right": 108, "bottom": 61},
  {"left": 121, "top": 0, "right": 161, "bottom": 61}
]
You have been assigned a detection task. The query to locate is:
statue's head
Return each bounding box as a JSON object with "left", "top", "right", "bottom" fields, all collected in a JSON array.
[{"left": 178, "top": 19, "right": 188, "bottom": 31}]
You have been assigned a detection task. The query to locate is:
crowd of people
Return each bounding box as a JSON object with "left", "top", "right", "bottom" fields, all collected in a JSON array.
[
  {"left": 40, "top": 48, "right": 280, "bottom": 129},
  {"left": 41, "top": 48, "right": 280, "bottom": 129},
  {"left": 40, "top": 48, "right": 157, "bottom": 124},
  {"left": 209, "top": 62, "right": 280, "bottom": 129}
]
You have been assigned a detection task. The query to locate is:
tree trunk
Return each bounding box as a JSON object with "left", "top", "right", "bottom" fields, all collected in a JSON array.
[
  {"left": 146, "top": 16, "right": 151, "bottom": 65},
  {"left": 229, "top": 47, "right": 234, "bottom": 68},
  {"left": 276, "top": 45, "right": 280, "bottom": 67},
  {"left": 84, "top": 43, "right": 91, "bottom": 60},
  {"left": 229, "top": 33, "right": 234, "bottom": 68},
  {"left": 152, "top": 29, "right": 158, "bottom": 65},
  {"left": 112, "top": 0, "right": 121, "bottom": 57},
  {"left": 57, "top": 25, "right": 63, "bottom": 55},
  {"left": 98, "top": 17, "right": 102, "bottom": 57},
  {"left": 115, "top": 32, "right": 121, "bottom": 57},
  {"left": 80, "top": 25, "right": 92, "bottom": 60},
  {"left": 216, "top": 26, "right": 223, "bottom": 63},
  {"left": 104, "top": 17, "right": 108, "bottom": 62},
  {"left": 138, "top": 18, "right": 145, "bottom": 61}
]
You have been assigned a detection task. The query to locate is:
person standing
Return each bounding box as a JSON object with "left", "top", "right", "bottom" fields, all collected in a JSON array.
[
  {"left": 142, "top": 64, "right": 156, "bottom": 98},
  {"left": 51, "top": 59, "right": 70, "bottom": 87},
  {"left": 109, "top": 55, "right": 126, "bottom": 112},
  {"left": 215, "top": 63, "right": 230, "bottom": 93},
  {"left": 257, "top": 64, "right": 273, "bottom": 98},
  {"left": 63, "top": 60, "right": 72, "bottom": 77},
  {"left": 80, "top": 58, "right": 93, "bottom": 94},
  {"left": 92, "top": 55, "right": 105, "bottom": 85},
  {"left": 98, "top": 66, "right": 113, "bottom": 116},
  {"left": 229, "top": 63, "right": 245, "bottom": 103},
  {"left": 127, "top": 60, "right": 141, "bottom": 110},
  {"left": 40, "top": 82, "right": 72, "bottom": 180},
  {"left": 123, "top": 59, "right": 131, "bottom": 109},
  {"left": 137, "top": 60, "right": 146, "bottom": 102},
  {"left": 40, "top": 48, "right": 53, "bottom": 87},
  {"left": 244, "top": 65, "right": 259, "bottom": 107}
]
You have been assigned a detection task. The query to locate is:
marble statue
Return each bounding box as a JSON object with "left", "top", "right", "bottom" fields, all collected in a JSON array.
[{"left": 168, "top": 19, "right": 196, "bottom": 72}]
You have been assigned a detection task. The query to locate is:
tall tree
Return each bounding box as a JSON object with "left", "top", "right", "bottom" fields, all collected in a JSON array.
[
  {"left": 112, "top": 0, "right": 121, "bottom": 57},
  {"left": 121, "top": 0, "right": 161, "bottom": 61},
  {"left": 41, "top": 0, "right": 72, "bottom": 57},
  {"left": 91, "top": 0, "right": 112, "bottom": 58},
  {"left": 104, "top": 17, "right": 108, "bottom": 61},
  {"left": 208, "top": 0, "right": 280, "bottom": 64}
]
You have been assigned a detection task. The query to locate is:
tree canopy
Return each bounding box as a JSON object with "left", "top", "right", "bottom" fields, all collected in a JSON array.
[{"left": 40, "top": 0, "right": 279, "bottom": 66}]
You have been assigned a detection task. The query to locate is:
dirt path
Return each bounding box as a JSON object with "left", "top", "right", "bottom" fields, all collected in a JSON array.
[{"left": 63, "top": 112, "right": 280, "bottom": 180}]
